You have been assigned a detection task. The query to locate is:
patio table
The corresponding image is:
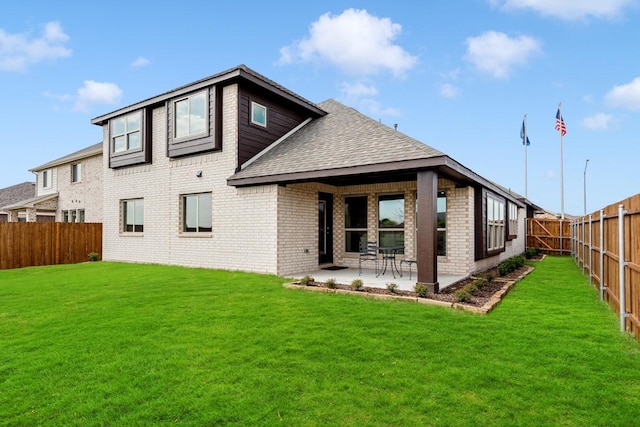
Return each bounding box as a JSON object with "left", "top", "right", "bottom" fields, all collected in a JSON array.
[{"left": 373, "top": 245, "right": 404, "bottom": 279}]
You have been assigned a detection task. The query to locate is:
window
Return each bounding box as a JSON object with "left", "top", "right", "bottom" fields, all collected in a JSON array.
[
  {"left": 112, "top": 112, "right": 141, "bottom": 153},
  {"left": 123, "top": 199, "right": 144, "bottom": 232},
  {"left": 78, "top": 209, "right": 85, "bottom": 223},
  {"left": 508, "top": 202, "right": 518, "bottom": 238},
  {"left": 71, "top": 210, "right": 77, "bottom": 223},
  {"left": 174, "top": 91, "right": 207, "bottom": 139},
  {"left": 182, "top": 193, "right": 212, "bottom": 233},
  {"left": 62, "top": 210, "right": 69, "bottom": 222},
  {"left": 437, "top": 191, "right": 447, "bottom": 256},
  {"left": 71, "top": 163, "right": 82, "bottom": 183},
  {"left": 42, "top": 170, "right": 51, "bottom": 188},
  {"left": 344, "top": 196, "right": 368, "bottom": 252},
  {"left": 379, "top": 194, "right": 404, "bottom": 252},
  {"left": 251, "top": 101, "right": 267, "bottom": 127},
  {"left": 487, "top": 195, "right": 505, "bottom": 251}
]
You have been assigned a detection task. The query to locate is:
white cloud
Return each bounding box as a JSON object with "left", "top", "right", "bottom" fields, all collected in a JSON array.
[
  {"left": 604, "top": 77, "right": 640, "bottom": 110},
  {"left": 278, "top": 8, "right": 418, "bottom": 77},
  {"left": 440, "top": 83, "right": 461, "bottom": 98},
  {"left": 0, "top": 21, "right": 72, "bottom": 71},
  {"left": 131, "top": 56, "right": 150, "bottom": 68},
  {"left": 339, "top": 80, "right": 378, "bottom": 101},
  {"left": 73, "top": 80, "right": 122, "bottom": 112},
  {"left": 490, "top": 0, "right": 636, "bottom": 20},
  {"left": 358, "top": 99, "right": 400, "bottom": 117},
  {"left": 582, "top": 113, "right": 614, "bottom": 130},
  {"left": 465, "top": 31, "right": 541, "bottom": 78},
  {"left": 440, "top": 68, "right": 461, "bottom": 80}
]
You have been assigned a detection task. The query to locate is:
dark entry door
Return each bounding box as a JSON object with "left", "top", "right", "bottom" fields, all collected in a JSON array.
[{"left": 318, "top": 192, "right": 333, "bottom": 265}]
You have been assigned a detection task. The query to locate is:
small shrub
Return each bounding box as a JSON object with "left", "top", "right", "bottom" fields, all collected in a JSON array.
[
  {"left": 455, "top": 289, "right": 473, "bottom": 303},
  {"left": 299, "top": 275, "right": 314, "bottom": 286},
  {"left": 498, "top": 263, "right": 511, "bottom": 277},
  {"left": 483, "top": 273, "right": 494, "bottom": 283},
  {"left": 386, "top": 282, "right": 399, "bottom": 294},
  {"left": 88, "top": 252, "right": 99, "bottom": 262},
  {"left": 472, "top": 279, "right": 486, "bottom": 290},
  {"left": 465, "top": 281, "right": 479, "bottom": 294},
  {"left": 414, "top": 283, "right": 428, "bottom": 297},
  {"left": 525, "top": 247, "right": 540, "bottom": 259},
  {"left": 351, "top": 278, "right": 364, "bottom": 291},
  {"left": 325, "top": 278, "right": 337, "bottom": 289}
]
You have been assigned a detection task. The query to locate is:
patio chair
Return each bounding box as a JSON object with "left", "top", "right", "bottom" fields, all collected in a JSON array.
[
  {"left": 359, "top": 241, "right": 379, "bottom": 276},
  {"left": 399, "top": 259, "right": 417, "bottom": 280}
]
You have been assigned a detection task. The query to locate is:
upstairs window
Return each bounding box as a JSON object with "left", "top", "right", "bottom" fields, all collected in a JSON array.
[
  {"left": 112, "top": 112, "right": 141, "bottom": 153},
  {"left": 250, "top": 101, "right": 267, "bottom": 127},
  {"left": 71, "top": 163, "right": 82, "bottom": 183},
  {"left": 42, "top": 170, "right": 51, "bottom": 188},
  {"left": 174, "top": 91, "right": 207, "bottom": 140}
]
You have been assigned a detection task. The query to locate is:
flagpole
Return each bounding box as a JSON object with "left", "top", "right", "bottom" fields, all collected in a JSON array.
[
  {"left": 558, "top": 102, "right": 565, "bottom": 220},
  {"left": 524, "top": 114, "right": 528, "bottom": 199}
]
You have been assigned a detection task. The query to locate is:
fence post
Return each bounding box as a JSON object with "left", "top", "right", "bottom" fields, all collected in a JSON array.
[
  {"left": 599, "top": 210, "right": 605, "bottom": 301},
  {"left": 580, "top": 217, "right": 587, "bottom": 274},
  {"left": 589, "top": 214, "right": 593, "bottom": 285},
  {"left": 619, "top": 204, "right": 628, "bottom": 332},
  {"left": 570, "top": 220, "right": 574, "bottom": 258}
]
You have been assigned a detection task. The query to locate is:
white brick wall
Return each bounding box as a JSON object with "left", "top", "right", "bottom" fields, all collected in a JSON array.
[
  {"left": 56, "top": 154, "right": 103, "bottom": 222},
  {"left": 102, "top": 84, "right": 279, "bottom": 273}
]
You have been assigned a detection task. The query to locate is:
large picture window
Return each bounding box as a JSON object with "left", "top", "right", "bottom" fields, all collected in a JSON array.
[
  {"left": 379, "top": 194, "right": 404, "bottom": 252},
  {"left": 112, "top": 112, "right": 141, "bottom": 153},
  {"left": 174, "top": 91, "right": 207, "bottom": 140},
  {"left": 123, "top": 199, "right": 144, "bottom": 232},
  {"left": 487, "top": 195, "right": 505, "bottom": 251},
  {"left": 344, "top": 196, "right": 368, "bottom": 253},
  {"left": 182, "top": 193, "right": 212, "bottom": 233}
]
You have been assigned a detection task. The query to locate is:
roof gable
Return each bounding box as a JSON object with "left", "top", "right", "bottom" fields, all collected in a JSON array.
[{"left": 30, "top": 142, "right": 103, "bottom": 172}]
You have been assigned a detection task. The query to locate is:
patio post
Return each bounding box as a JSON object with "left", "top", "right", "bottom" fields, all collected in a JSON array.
[{"left": 416, "top": 170, "right": 439, "bottom": 292}]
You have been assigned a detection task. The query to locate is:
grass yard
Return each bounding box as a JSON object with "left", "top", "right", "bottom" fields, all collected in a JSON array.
[{"left": 1, "top": 257, "right": 639, "bottom": 426}]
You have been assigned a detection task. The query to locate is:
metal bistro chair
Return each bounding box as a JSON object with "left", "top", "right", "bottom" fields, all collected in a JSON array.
[
  {"left": 358, "top": 241, "right": 379, "bottom": 276},
  {"left": 399, "top": 259, "right": 418, "bottom": 280}
]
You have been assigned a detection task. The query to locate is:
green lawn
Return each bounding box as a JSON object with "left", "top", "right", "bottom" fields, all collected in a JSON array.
[{"left": 1, "top": 257, "right": 639, "bottom": 426}]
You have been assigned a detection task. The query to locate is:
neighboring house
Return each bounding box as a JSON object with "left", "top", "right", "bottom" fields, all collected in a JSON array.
[
  {"left": 2, "top": 143, "right": 103, "bottom": 223},
  {"left": 91, "top": 64, "right": 530, "bottom": 290},
  {"left": 0, "top": 182, "right": 35, "bottom": 221}
]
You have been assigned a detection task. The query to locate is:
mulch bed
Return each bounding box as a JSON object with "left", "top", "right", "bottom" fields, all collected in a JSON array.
[{"left": 290, "top": 255, "right": 542, "bottom": 313}]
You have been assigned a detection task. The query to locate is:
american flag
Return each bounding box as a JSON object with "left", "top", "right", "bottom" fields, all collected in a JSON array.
[{"left": 555, "top": 108, "right": 566, "bottom": 136}]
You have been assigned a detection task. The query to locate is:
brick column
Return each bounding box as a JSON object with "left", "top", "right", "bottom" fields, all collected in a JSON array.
[{"left": 416, "top": 170, "right": 438, "bottom": 292}]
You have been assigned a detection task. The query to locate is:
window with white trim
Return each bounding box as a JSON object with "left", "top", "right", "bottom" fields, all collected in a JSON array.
[
  {"left": 42, "top": 170, "right": 51, "bottom": 188},
  {"left": 71, "top": 163, "right": 82, "bottom": 183},
  {"left": 251, "top": 101, "right": 267, "bottom": 127},
  {"left": 508, "top": 202, "right": 518, "bottom": 238},
  {"left": 487, "top": 195, "right": 505, "bottom": 251},
  {"left": 182, "top": 193, "right": 212, "bottom": 233},
  {"left": 112, "top": 111, "right": 141, "bottom": 154},
  {"left": 123, "top": 199, "right": 144, "bottom": 232},
  {"left": 174, "top": 91, "right": 207, "bottom": 140}
]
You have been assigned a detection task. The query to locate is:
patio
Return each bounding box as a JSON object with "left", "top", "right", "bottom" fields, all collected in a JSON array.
[{"left": 295, "top": 265, "right": 466, "bottom": 292}]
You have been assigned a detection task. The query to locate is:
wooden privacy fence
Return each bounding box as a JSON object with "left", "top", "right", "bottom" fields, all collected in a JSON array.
[
  {"left": 0, "top": 222, "right": 102, "bottom": 270},
  {"left": 572, "top": 193, "right": 640, "bottom": 341},
  {"left": 526, "top": 218, "right": 571, "bottom": 255}
]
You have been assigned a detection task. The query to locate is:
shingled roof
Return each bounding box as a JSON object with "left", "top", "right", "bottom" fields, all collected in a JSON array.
[
  {"left": 0, "top": 182, "right": 35, "bottom": 210},
  {"left": 30, "top": 142, "right": 103, "bottom": 172},
  {"left": 229, "top": 99, "right": 445, "bottom": 183}
]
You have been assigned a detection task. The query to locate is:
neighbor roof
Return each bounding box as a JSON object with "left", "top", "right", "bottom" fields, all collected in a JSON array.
[
  {"left": 30, "top": 142, "right": 103, "bottom": 172},
  {"left": 0, "top": 182, "right": 35, "bottom": 210},
  {"left": 1, "top": 193, "right": 58, "bottom": 211}
]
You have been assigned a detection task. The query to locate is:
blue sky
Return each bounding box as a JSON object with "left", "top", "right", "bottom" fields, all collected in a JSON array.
[{"left": 2, "top": 0, "right": 639, "bottom": 216}]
